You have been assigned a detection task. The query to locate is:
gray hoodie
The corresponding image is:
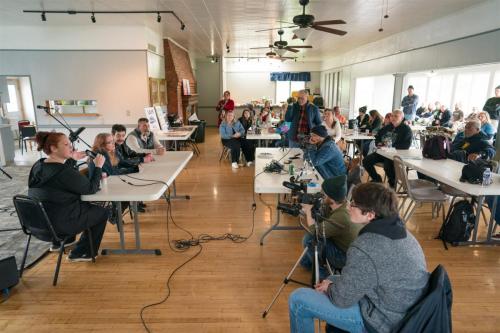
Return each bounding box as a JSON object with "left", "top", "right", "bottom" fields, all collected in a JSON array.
[{"left": 327, "top": 216, "right": 429, "bottom": 333}]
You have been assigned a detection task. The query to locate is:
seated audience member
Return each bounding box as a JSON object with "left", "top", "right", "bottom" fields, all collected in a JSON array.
[
  {"left": 28, "top": 132, "right": 108, "bottom": 261},
  {"left": 322, "top": 109, "right": 342, "bottom": 143},
  {"left": 363, "top": 110, "right": 412, "bottom": 188},
  {"left": 125, "top": 118, "right": 165, "bottom": 155},
  {"left": 88, "top": 133, "right": 140, "bottom": 178},
  {"left": 111, "top": 124, "right": 153, "bottom": 165},
  {"left": 333, "top": 106, "right": 346, "bottom": 125},
  {"left": 361, "top": 110, "right": 384, "bottom": 157},
  {"left": 417, "top": 103, "right": 434, "bottom": 119},
  {"left": 450, "top": 109, "right": 465, "bottom": 133},
  {"left": 450, "top": 120, "right": 495, "bottom": 162},
  {"left": 288, "top": 183, "right": 429, "bottom": 333},
  {"left": 383, "top": 112, "right": 392, "bottom": 126},
  {"left": 304, "top": 125, "right": 346, "bottom": 179},
  {"left": 238, "top": 109, "right": 254, "bottom": 135},
  {"left": 477, "top": 111, "right": 497, "bottom": 140},
  {"left": 219, "top": 111, "right": 254, "bottom": 169},
  {"left": 432, "top": 105, "right": 452, "bottom": 127},
  {"left": 300, "top": 175, "right": 362, "bottom": 276},
  {"left": 356, "top": 106, "right": 370, "bottom": 130}
]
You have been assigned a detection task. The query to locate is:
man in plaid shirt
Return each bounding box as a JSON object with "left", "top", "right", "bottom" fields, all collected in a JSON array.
[{"left": 285, "top": 90, "right": 322, "bottom": 147}]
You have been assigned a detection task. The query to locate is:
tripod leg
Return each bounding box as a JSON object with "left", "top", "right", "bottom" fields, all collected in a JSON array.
[
  {"left": 262, "top": 247, "right": 309, "bottom": 318},
  {"left": 0, "top": 167, "right": 12, "bottom": 179}
]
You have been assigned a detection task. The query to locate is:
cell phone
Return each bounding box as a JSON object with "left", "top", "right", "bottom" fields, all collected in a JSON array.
[{"left": 85, "top": 150, "right": 97, "bottom": 159}]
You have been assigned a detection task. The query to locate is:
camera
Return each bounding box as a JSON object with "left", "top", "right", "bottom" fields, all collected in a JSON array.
[{"left": 277, "top": 180, "right": 323, "bottom": 219}]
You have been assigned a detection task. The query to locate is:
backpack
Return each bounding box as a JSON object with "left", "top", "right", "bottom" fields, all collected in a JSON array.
[
  {"left": 438, "top": 200, "right": 475, "bottom": 249},
  {"left": 460, "top": 159, "right": 495, "bottom": 184},
  {"left": 422, "top": 135, "right": 451, "bottom": 160}
]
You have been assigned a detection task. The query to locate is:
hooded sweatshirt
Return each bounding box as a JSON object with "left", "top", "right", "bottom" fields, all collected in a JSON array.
[{"left": 28, "top": 158, "right": 102, "bottom": 235}]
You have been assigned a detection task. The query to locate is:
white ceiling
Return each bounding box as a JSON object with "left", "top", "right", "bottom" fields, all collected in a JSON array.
[{"left": 0, "top": 0, "right": 488, "bottom": 61}]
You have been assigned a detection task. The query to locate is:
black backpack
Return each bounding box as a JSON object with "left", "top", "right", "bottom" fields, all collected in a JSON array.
[
  {"left": 438, "top": 200, "right": 475, "bottom": 249},
  {"left": 460, "top": 159, "right": 495, "bottom": 184},
  {"left": 422, "top": 135, "right": 451, "bottom": 160}
]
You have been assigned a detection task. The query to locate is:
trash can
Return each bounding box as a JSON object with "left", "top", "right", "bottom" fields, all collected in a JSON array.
[{"left": 189, "top": 120, "right": 206, "bottom": 143}]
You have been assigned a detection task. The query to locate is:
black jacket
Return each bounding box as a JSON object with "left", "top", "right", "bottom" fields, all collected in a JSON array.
[
  {"left": 357, "top": 114, "right": 370, "bottom": 129},
  {"left": 368, "top": 117, "right": 383, "bottom": 134},
  {"left": 392, "top": 265, "right": 452, "bottom": 333},
  {"left": 238, "top": 116, "right": 253, "bottom": 135},
  {"left": 115, "top": 143, "right": 146, "bottom": 164},
  {"left": 28, "top": 158, "right": 102, "bottom": 235},
  {"left": 375, "top": 123, "right": 413, "bottom": 149},
  {"left": 88, "top": 150, "right": 138, "bottom": 178},
  {"left": 433, "top": 109, "right": 452, "bottom": 127},
  {"left": 451, "top": 132, "right": 496, "bottom": 161}
]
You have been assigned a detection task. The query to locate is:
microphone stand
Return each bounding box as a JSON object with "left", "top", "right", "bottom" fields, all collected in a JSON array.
[
  {"left": 0, "top": 166, "right": 12, "bottom": 179},
  {"left": 37, "top": 106, "right": 92, "bottom": 149}
]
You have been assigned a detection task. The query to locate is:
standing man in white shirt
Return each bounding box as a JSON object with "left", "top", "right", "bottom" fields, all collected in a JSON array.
[{"left": 125, "top": 118, "right": 165, "bottom": 155}]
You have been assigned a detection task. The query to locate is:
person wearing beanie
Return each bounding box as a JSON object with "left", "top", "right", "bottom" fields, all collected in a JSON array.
[
  {"left": 401, "top": 85, "right": 419, "bottom": 121},
  {"left": 300, "top": 174, "right": 363, "bottom": 277},
  {"left": 304, "top": 125, "right": 346, "bottom": 180},
  {"left": 356, "top": 106, "right": 370, "bottom": 130}
]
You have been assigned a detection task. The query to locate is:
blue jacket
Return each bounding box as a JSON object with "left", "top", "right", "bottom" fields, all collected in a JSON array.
[
  {"left": 401, "top": 94, "right": 419, "bottom": 120},
  {"left": 304, "top": 137, "right": 346, "bottom": 179},
  {"left": 219, "top": 120, "right": 246, "bottom": 140},
  {"left": 285, "top": 102, "right": 322, "bottom": 142}
]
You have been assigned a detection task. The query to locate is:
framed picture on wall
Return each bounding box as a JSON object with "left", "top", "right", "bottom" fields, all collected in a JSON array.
[
  {"left": 144, "top": 107, "right": 161, "bottom": 131},
  {"left": 154, "top": 105, "right": 169, "bottom": 131}
]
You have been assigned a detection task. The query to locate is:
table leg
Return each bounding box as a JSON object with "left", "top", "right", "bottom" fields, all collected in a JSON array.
[
  {"left": 260, "top": 194, "right": 302, "bottom": 246},
  {"left": 100, "top": 201, "right": 162, "bottom": 255},
  {"left": 168, "top": 180, "right": 190, "bottom": 200},
  {"left": 457, "top": 195, "right": 499, "bottom": 246},
  {"left": 486, "top": 196, "right": 498, "bottom": 242}
]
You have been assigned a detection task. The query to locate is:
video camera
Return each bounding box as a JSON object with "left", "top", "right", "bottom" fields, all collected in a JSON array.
[{"left": 277, "top": 179, "right": 323, "bottom": 219}]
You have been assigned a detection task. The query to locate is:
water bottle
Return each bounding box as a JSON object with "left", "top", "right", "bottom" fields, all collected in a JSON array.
[
  {"left": 482, "top": 168, "right": 492, "bottom": 186},
  {"left": 353, "top": 122, "right": 358, "bottom": 135}
]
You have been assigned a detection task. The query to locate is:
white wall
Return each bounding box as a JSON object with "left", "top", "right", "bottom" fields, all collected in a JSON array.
[
  {"left": 196, "top": 60, "right": 222, "bottom": 126},
  {"left": 0, "top": 50, "right": 150, "bottom": 127}
]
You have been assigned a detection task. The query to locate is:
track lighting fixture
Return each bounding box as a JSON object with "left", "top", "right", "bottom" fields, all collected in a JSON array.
[
  {"left": 226, "top": 43, "right": 230, "bottom": 53},
  {"left": 25, "top": 9, "right": 185, "bottom": 30}
]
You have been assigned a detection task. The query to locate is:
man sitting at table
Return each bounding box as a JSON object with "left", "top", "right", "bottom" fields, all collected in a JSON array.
[
  {"left": 300, "top": 175, "right": 362, "bottom": 277},
  {"left": 112, "top": 124, "right": 154, "bottom": 164},
  {"left": 450, "top": 120, "right": 496, "bottom": 162},
  {"left": 304, "top": 125, "right": 346, "bottom": 179},
  {"left": 363, "top": 110, "right": 413, "bottom": 188},
  {"left": 125, "top": 118, "right": 165, "bottom": 155}
]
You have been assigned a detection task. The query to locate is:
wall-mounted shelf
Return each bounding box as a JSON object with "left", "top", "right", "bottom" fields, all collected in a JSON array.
[
  {"left": 45, "top": 99, "right": 99, "bottom": 117},
  {"left": 44, "top": 113, "right": 99, "bottom": 117}
]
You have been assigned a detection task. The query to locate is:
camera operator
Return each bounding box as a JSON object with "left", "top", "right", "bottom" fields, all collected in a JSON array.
[
  {"left": 303, "top": 125, "right": 346, "bottom": 179},
  {"left": 300, "top": 175, "right": 362, "bottom": 278}
]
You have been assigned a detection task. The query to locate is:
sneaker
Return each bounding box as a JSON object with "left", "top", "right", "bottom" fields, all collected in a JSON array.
[
  {"left": 50, "top": 237, "right": 78, "bottom": 252},
  {"left": 67, "top": 251, "right": 96, "bottom": 262},
  {"left": 246, "top": 161, "right": 254, "bottom": 167},
  {"left": 231, "top": 162, "right": 239, "bottom": 169},
  {"left": 138, "top": 202, "right": 147, "bottom": 209}
]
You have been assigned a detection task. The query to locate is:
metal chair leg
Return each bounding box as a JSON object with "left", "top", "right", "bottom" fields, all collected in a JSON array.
[
  {"left": 19, "top": 234, "right": 31, "bottom": 278},
  {"left": 53, "top": 239, "right": 66, "bottom": 286},
  {"left": 87, "top": 229, "right": 96, "bottom": 263}
]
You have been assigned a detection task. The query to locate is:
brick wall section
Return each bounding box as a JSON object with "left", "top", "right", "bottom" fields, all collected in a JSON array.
[{"left": 164, "top": 39, "right": 197, "bottom": 120}]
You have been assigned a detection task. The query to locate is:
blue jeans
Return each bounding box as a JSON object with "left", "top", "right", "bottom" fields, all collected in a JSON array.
[
  {"left": 300, "top": 233, "right": 347, "bottom": 279},
  {"left": 486, "top": 196, "right": 500, "bottom": 226},
  {"left": 289, "top": 288, "right": 365, "bottom": 333}
]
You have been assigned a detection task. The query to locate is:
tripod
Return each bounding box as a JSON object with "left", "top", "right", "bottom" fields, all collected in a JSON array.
[
  {"left": 262, "top": 214, "right": 334, "bottom": 318},
  {"left": 0, "top": 166, "right": 12, "bottom": 179}
]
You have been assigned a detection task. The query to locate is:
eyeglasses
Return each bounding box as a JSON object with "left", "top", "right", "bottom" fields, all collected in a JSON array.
[{"left": 105, "top": 141, "right": 114, "bottom": 144}]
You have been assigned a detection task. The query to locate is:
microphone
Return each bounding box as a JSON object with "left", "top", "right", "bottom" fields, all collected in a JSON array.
[
  {"left": 36, "top": 105, "right": 54, "bottom": 111},
  {"left": 69, "top": 127, "right": 86, "bottom": 142}
]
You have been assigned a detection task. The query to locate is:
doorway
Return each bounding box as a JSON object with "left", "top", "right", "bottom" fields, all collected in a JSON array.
[{"left": 0, "top": 76, "right": 36, "bottom": 134}]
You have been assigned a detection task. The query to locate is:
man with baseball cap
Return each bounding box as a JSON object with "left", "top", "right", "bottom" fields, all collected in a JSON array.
[
  {"left": 304, "top": 125, "right": 346, "bottom": 179},
  {"left": 401, "top": 85, "right": 419, "bottom": 121},
  {"left": 300, "top": 174, "right": 362, "bottom": 277}
]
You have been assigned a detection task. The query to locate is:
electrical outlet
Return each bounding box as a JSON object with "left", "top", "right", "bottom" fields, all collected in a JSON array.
[{"left": 126, "top": 110, "right": 131, "bottom": 116}]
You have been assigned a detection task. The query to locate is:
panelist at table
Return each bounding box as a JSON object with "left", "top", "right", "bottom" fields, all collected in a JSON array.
[{"left": 125, "top": 118, "right": 165, "bottom": 155}]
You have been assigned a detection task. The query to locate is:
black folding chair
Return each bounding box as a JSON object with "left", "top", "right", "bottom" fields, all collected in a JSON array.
[{"left": 13, "top": 195, "right": 95, "bottom": 286}]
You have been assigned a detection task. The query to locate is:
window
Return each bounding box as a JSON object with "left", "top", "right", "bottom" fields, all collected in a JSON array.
[
  {"left": 6, "top": 84, "right": 19, "bottom": 112},
  {"left": 275, "top": 81, "right": 305, "bottom": 104},
  {"left": 454, "top": 72, "right": 490, "bottom": 114},
  {"left": 406, "top": 75, "right": 428, "bottom": 105},
  {"left": 354, "top": 75, "right": 394, "bottom": 117},
  {"left": 427, "top": 75, "right": 454, "bottom": 108}
]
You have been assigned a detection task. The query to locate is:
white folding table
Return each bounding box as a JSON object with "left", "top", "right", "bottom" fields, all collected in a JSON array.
[
  {"left": 377, "top": 148, "right": 500, "bottom": 245},
  {"left": 155, "top": 125, "right": 197, "bottom": 150},
  {"left": 255, "top": 148, "right": 322, "bottom": 245},
  {"left": 246, "top": 130, "right": 281, "bottom": 147},
  {"left": 342, "top": 131, "right": 375, "bottom": 161},
  {"left": 81, "top": 151, "right": 193, "bottom": 255}
]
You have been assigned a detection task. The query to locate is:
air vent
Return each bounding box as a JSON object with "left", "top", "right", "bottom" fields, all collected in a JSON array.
[{"left": 147, "top": 43, "right": 157, "bottom": 53}]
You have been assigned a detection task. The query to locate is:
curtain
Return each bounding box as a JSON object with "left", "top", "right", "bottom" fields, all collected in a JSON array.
[{"left": 270, "top": 72, "right": 311, "bottom": 82}]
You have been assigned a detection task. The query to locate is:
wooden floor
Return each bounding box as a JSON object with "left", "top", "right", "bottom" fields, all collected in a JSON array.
[{"left": 1, "top": 128, "right": 499, "bottom": 332}]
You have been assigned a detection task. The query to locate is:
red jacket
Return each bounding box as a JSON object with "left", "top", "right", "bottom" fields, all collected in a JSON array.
[{"left": 216, "top": 98, "right": 235, "bottom": 112}]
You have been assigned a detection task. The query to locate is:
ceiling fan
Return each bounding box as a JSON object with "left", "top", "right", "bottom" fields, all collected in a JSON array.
[
  {"left": 256, "top": 0, "right": 347, "bottom": 40},
  {"left": 249, "top": 29, "right": 312, "bottom": 56}
]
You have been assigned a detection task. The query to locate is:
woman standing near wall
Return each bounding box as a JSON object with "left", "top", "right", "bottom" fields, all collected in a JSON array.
[{"left": 216, "top": 91, "right": 235, "bottom": 127}]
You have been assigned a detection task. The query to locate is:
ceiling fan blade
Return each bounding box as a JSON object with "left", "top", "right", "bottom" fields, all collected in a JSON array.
[
  {"left": 287, "top": 45, "right": 312, "bottom": 48},
  {"left": 250, "top": 47, "right": 274, "bottom": 49},
  {"left": 313, "top": 19, "right": 346, "bottom": 25},
  {"left": 313, "top": 25, "right": 347, "bottom": 36},
  {"left": 284, "top": 47, "right": 300, "bottom": 53},
  {"left": 255, "top": 25, "right": 297, "bottom": 32}
]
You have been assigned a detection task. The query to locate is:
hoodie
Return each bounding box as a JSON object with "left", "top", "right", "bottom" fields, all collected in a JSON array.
[{"left": 28, "top": 158, "right": 102, "bottom": 235}]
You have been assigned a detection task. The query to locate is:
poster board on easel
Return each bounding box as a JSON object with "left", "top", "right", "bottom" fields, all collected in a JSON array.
[
  {"left": 144, "top": 107, "right": 161, "bottom": 131},
  {"left": 154, "top": 105, "right": 169, "bottom": 131}
]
